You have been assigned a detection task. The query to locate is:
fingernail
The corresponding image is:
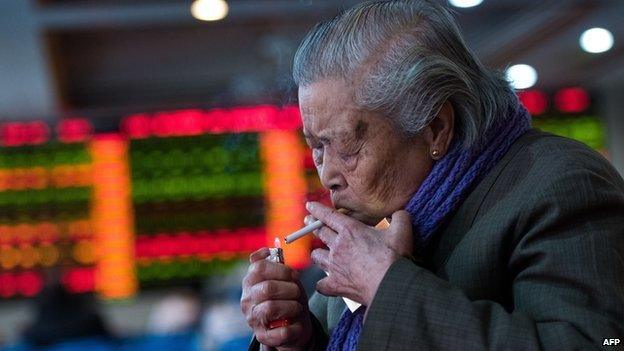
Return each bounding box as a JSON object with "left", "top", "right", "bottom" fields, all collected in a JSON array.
[{"left": 305, "top": 202, "right": 311, "bottom": 210}]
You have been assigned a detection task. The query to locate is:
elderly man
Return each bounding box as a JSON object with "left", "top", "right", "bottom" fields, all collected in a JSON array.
[{"left": 241, "top": 1, "right": 624, "bottom": 350}]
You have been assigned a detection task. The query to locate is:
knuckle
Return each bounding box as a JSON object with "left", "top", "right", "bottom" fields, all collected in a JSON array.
[
  {"left": 245, "top": 313, "right": 254, "bottom": 327},
  {"left": 240, "top": 295, "right": 250, "bottom": 310},
  {"left": 343, "top": 222, "right": 357, "bottom": 235},
  {"left": 260, "top": 280, "right": 275, "bottom": 299},
  {"left": 250, "top": 260, "right": 266, "bottom": 276},
  {"left": 246, "top": 306, "right": 260, "bottom": 326},
  {"left": 251, "top": 301, "right": 263, "bottom": 318},
  {"left": 263, "top": 300, "right": 277, "bottom": 315},
  {"left": 242, "top": 273, "right": 252, "bottom": 287}
]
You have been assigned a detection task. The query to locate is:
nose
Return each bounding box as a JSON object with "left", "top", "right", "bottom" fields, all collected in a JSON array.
[{"left": 318, "top": 150, "right": 347, "bottom": 192}]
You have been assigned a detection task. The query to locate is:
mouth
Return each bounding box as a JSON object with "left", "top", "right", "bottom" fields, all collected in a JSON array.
[
  {"left": 330, "top": 195, "right": 350, "bottom": 213},
  {"left": 331, "top": 201, "right": 356, "bottom": 218},
  {"left": 333, "top": 204, "right": 378, "bottom": 226},
  {"left": 330, "top": 191, "right": 350, "bottom": 207},
  {"left": 331, "top": 193, "right": 381, "bottom": 225}
]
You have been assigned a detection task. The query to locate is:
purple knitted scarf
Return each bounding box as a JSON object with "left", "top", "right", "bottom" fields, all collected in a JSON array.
[{"left": 326, "top": 103, "right": 531, "bottom": 351}]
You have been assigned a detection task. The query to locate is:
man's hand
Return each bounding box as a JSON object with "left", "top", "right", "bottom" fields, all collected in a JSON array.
[
  {"left": 241, "top": 248, "right": 312, "bottom": 351},
  {"left": 306, "top": 201, "right": 413, "bottom": 306}
]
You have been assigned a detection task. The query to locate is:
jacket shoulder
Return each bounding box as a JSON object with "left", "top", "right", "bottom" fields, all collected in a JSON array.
[
  {"left": 520, "top": 130, "right": 623, "bottom": 189},
  {"left": 482, "top": 129, "right": 624, "bottom": 211}
]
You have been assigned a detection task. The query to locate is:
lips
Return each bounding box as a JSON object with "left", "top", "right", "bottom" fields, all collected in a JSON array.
[
  {"left": 330, "top": 191, "right": 343, "bottom": 208},
  {"left": 331, "top": 192, "right": 357, "bottom": 214},
  {"left": 334, "top": 202, "right": 380, "bottom": 225}
]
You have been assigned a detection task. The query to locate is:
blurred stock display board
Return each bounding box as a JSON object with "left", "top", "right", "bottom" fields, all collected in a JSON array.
[
  {"left": 0, "top": 106, "right": 327, "bottom": 300},
  {"left": 518, "top": 88, "right": 608, "bottom": 155},
  {"left": 0, "top": 94, "right": 605, "bottom": 300}
]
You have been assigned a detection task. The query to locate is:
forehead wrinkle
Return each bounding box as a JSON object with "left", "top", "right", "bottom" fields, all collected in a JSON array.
[
  {"left": 299, "top": 78, "right": 363, "bottom": 141},
  {"left": 304, "top": 105, "right": 358, "bottom": 141}
]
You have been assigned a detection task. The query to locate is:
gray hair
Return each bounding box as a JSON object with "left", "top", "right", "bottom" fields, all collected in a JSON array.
[{"left": 293, "top": 0, "right": 518, "bottom": 148}]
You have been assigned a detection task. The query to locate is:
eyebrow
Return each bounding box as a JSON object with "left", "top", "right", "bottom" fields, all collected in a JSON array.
[{"left": 303, "top": 132, "right": 330, "bottom": 144}]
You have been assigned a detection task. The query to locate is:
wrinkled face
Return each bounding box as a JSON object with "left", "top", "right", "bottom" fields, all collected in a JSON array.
[{"left": 299, "top": 79, "right": 433, "bottom": 225}]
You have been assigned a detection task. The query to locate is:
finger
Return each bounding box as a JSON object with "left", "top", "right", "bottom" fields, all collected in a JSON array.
[
  {"left": 253, "top": 300, "right": 304, "bottom": 327},
  {"left": 390, "top": 210, "right": 412, "bottom": 234},
  {"left": 256, "top": 322, "right": 303, "bottom": 347},
  {"left": 244, "top": 260, "right": 296, "bottom": 287},
  {"left": 303, "top": 215, "right": 317, "bottom": 226},
  {"left": 251, "top": 280, "right": 300, "bottom": 302},
  {"left": 250, "top": 247, "right": 270, "bottom": 263},
  {"left": 315, "top": 277, "right": 338, "bottom": 297},
  {"left": 306, "top": 202, "right": 356, "bottom": 234},
  {"left": 310, "top": 248, "right": 330, "bottom": 273},
  {"left": 387, "top": 210, "right": 414, "bottom": 256},
  {"left": 315, "top": 225, "right": 337, "bottom": 248}
]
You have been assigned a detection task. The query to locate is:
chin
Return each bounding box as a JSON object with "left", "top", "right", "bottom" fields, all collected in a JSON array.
[{"left": 349, "top": 210, "right": 383, "bottom": 226}]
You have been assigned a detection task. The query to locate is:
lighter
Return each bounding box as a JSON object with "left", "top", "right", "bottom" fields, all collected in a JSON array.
[
  {"left": 266, "top": 238, "right": 290, "bottom": 329},
  {"left": 266, "top": 242, "right": 284, "bottom": 265}
]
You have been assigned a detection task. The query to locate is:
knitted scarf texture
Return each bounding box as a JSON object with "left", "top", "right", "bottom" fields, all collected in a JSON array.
[{"left": 326, "top": 103, "right": 531, "bottom": 351}]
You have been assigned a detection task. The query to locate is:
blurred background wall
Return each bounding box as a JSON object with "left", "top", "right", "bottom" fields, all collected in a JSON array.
[{"left": 0, "top": 0, "right": 622, "bottom": 350}]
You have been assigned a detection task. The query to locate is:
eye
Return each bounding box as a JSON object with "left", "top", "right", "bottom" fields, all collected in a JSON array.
[
  {"left": 338, "top": 152, "right": 356, "bottom": 162},
  {"left": 337, "top": 143, "right": 361, "bottom": 163},
  {"left": 312, "top": 146, "right": 323, "bottom": 166}
]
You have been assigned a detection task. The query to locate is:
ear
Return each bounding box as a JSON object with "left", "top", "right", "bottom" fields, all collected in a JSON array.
[{"left": 423, "top": 101, "right": 454, "bottom": 159}]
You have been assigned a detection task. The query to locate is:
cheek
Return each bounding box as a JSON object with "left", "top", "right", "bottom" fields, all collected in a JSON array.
[
  {"left": 366, "top": 159, "right": 403, "bottom": 203},
  {"left": 346, "top": 149, "right": 399, "bottom": 203},
  {"left": 348, "top": 142, "right": 429, "bottom": 212}
]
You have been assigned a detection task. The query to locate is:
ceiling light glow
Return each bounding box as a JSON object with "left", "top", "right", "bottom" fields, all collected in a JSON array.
[
  {"left": 191, "top": 0, "right": 229, "bottom": 22},
  {"left": 448, "top": 0, "right": 484, "bottom": 8},
  {"left": 580, "top": 27, "right": 614, "bottom": 54},
  {"left": 506, "top": 64, "right": 538, "bottom": 90}
]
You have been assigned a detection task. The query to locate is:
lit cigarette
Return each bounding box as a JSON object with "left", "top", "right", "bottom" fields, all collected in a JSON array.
[{"left": 284, "top": 208, "right": 349, "bottom": 244}]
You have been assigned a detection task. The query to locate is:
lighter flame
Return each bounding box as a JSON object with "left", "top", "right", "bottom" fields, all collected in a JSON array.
[{"left": 274, "top": 237, "right": 281, "bottom": 248}]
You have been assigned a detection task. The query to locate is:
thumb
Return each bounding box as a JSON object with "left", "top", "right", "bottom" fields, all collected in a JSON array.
[
  {"left": 315, "top": 277, "right": 337, "bottom": 297},
  {"left": 386, "top": 210, "right": 413, "bottom": 257}
]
